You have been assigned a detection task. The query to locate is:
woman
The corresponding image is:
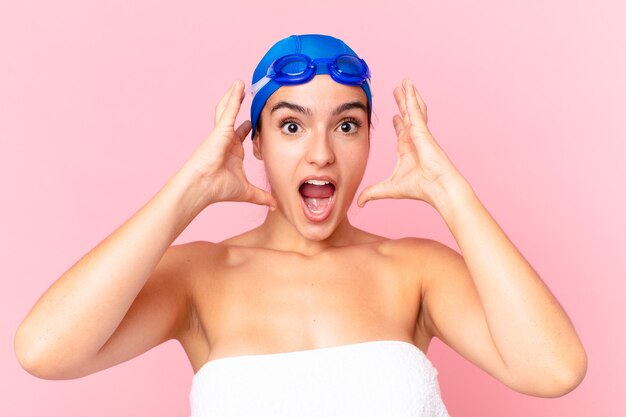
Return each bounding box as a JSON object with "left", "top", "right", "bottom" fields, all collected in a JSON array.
[{"left": 15, "top": 34, "right": 587, "bottom": 416}]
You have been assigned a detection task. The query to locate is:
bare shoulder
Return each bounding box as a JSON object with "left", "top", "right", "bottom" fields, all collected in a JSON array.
[
  {"left": 162, "top": 240, "right": 230, "bottom": 343},
  {"left": 156, "top": 240, "right": 228, "bottom": 299},
  {"left": 170, "top": 239, "right": 222, "bottom": 255},
  {"left": 169, "top": 239, "right": 245, "bottom": 270},
  {"left": 379, "top": 237, "right": 466, "bottom": 330},
  {"left": 376, "top": 236, "right": 460, "bottom": 266},
  {"left": 169, "top": 240, "right": 226, "bottom": 263},
  {"left": 381, "top": 236, "right": 466, "bottom": 293}
]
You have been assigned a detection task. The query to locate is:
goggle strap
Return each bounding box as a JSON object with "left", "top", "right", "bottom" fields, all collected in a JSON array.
[
  {"left": 248, "top": 56, "right": 372, "bottom": 96},
  {"left": 365, "top": 78, "right": 372, "bottom": 97},
  {"left": 247, "top": 76, "right": 272, "bottom": 96}
]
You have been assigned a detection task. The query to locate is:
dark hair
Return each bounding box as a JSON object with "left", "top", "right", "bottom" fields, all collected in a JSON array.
[{"left": 254, "top": 101, "right": 372, "bottom": 139}]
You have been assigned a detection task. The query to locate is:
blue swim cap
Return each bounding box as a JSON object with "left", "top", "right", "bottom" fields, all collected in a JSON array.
[{"left": 250, "top": 34, "right": 373, "bottom": 140}]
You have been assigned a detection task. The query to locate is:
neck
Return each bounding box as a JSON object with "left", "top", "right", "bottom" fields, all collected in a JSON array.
[{"left": 254, "top": 207, "right": 358, "bottom": 256}]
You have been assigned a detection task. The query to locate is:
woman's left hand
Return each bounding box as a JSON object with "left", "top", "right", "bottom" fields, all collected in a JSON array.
[{"left": 357, "top": 79, "right": 469, "bottom": 211}]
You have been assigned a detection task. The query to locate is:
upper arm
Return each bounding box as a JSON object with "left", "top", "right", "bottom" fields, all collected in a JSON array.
[
  {"left": 416, "top": 239, "right": 513, "bottom": 386},
  {"left": 74, "top": 241, "right": 198, "bottom": 378}
]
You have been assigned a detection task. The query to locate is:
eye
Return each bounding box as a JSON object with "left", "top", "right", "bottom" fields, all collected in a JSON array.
[
  {"left": 337, "top": 118, "right": 362, "bottom": 134},
  {"left": 280, "top": 120, "right": 303, "bottom": 135}
]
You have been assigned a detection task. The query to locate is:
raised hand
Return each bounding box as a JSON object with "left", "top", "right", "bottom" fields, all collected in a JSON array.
[
  {"left": 357, "top": 79, "right": 468, "bottom": 211},
  {"left": 181, "top": 80, "right": 277, "bottom": 211}
]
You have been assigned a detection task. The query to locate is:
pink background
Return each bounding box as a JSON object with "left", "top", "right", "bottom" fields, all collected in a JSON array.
[{"left": 1, "top": 1, "right": 624, "bottom": 416}]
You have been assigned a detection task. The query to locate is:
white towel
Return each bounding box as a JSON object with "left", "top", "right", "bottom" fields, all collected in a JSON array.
[{"left": 190, "top": 339, "right": 450, "bottom": 417}]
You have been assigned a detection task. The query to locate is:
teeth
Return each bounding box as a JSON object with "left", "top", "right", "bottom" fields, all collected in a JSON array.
[{"left": 305, "top": 179, "right": 330, "bottom": 186}]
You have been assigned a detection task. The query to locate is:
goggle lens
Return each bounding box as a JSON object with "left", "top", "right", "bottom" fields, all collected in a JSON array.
[
  {"left": 277, "top": 56, "right": 310, "bottom": 76},
  {"left": 334, "top": 55, "right": 366, "bottom": 76},
  {"left": 248, "top": 53, "right": 370, "bottom": 96}
]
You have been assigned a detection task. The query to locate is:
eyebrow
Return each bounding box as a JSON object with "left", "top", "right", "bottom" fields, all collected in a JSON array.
[
  {"left": 270, "top": 101, "right": 312, "bottom": 116},
  {"left": 331, "top": 101, "right": 368, "bottom": 117},
  {"left": 269, "top": 100, "right": 367, "bottom": 117}
]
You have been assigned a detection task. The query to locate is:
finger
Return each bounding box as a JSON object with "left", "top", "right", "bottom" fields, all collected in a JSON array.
[
  {"left": 393, "top": 86, "right": 408, "bottom": 119},
  {"left": 247, "top": 184, "right": 278, "bottom": 210},
  {"left": 214, "top": 81, "right": 236, "bottom": 126},
  {"left": 394, "top": 85, "right": 413, "bottom": 128},
  {"left": 403, "top": 79, "right": 427, "bottom": 129},
  {"left": 392, "top": 114, "right": 405, "bottom": 139},
  {"left": 216, "top": 80, "right": 245, "bottom": 128},
  {"left": 411, "top": 85, "right": 428, "bottom": 124},
  {"left": 403, "top": 81, "right": 428, "bottom": 124},
  {"left": 235, "top": 120, "right": 252, "bottom": 142},
  {"left": 357, "top": 181, "right": 389, "bottom": 207},
  {"left": 392, "top": 114, "right": 413, "bottom": 156}
]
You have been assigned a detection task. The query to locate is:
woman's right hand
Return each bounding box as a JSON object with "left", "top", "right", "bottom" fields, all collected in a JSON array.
[{"left": 179, "top": 79, "right": 276, "bottom": 211}]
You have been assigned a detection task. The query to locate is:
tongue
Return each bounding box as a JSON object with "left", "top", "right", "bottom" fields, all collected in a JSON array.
[
  {"left": 303, "top": 197, "right": 330, "bottom": 213},
  {"left": 300, "top": 183, "right": 334, "bottom": 198},
  {"left": 300, "top": 183, "right": 334, "bottom": 215}
]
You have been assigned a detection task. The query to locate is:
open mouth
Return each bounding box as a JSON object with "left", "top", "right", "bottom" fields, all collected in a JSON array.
[{"left": 298, "top": 177, "right": 336, "bottom": 222}]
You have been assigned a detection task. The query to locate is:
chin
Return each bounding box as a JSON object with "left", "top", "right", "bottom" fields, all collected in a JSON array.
[
  {"left": 295, "top": 201, "right": 351, "bottom": 242},
  {"left": 297, "top": 222, "right": 337, "bottom": 241}
]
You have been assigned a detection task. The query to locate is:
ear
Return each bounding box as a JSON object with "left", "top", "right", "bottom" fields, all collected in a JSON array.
[{"left": 252, "top": 131, "right": 263, "bottom": 160}]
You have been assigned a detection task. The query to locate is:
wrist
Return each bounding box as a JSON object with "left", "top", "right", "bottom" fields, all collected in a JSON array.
[
  {"left": 163, "top": 166, "right": 215, "bottom": 220},
  {"left": 430, "top": 175, "right": 476, "bottom": 219}
]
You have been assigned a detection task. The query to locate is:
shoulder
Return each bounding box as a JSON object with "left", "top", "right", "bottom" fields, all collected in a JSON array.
[
  {"left": 167, "top": 239, "right": 260, "bottom": 285},
  {"left": 378, "top": 237, "right": 468, "bottom": 322},
  {"left": 371, "top": 236, "right": 464, "bottom": 294},
  {"left": 382, "top": 237, "right": 467, "bottom": 295},
  {"left": 376, "top": 236, "right": 460, "bottom": 267},
  {"left": 163, "top": 240, "right": 234, "bottom": 339},
  {"left": 168, "top": 240, "right": 230, "bottom": 265},
  {"left": 155, "top": 240, "right": 232, "bottom": 298}
]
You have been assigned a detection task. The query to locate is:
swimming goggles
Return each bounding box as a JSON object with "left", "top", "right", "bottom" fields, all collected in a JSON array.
[{"left": 247, "top": 53, "right": 371, "bottom": 96}]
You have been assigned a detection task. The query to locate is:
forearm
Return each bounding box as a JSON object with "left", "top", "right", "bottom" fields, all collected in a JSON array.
[
  {"left": 15, "top": 167, "right": 204, "bottom": 366},
  {"left": 435, "top": 178, "right": 587, "bottom": 386}
]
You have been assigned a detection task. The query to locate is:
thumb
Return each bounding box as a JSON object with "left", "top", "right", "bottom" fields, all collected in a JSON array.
[
  {"left": 247, "top": 183, "right": 278, "bottom": 211},
  {"left": 357, "top": 180, "right": 389, "bottom": 208},
  {"left": 235, "top": 120, "right": 252, "bottom": 142}
]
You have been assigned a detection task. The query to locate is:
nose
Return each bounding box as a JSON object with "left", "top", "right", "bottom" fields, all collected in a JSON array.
[{"left": 304, "top": 128, "right": 335, "bottom": 167}]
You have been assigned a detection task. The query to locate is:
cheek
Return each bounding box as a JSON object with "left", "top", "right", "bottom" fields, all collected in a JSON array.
[
  {"left": 263, "top": 149, "right": 297, "bottom": 193},
  {"left": 344, "top": 144, "right": 370, "bottom": 175},
  {"left": 331, "top": 147, "right": 368, "bottom": 198}
]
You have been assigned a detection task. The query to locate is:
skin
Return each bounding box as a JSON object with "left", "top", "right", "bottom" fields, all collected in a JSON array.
[{"left": 15, "top": 75, "right": 587, "bottom": 399}]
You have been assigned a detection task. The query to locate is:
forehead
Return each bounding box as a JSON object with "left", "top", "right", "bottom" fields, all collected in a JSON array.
[{"left": 265, "top": 74, "right": 367, "bottom": 114}]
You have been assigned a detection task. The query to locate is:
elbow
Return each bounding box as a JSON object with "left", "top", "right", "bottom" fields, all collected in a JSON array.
[
  {"left": 15, "top": 351, "right": 51, "bottom": 380},
  {"left": 538, "top": 360, "right": 587, "bottom": 398},
  {"left": 513, "top": 345, "right": 588, "bottom": 398},
  {"left": 551, "top": 347, "right": 588, "bottom": 397},
  {"left": 14, "top": 324, "right": 49, "bottom": 379},
  {"left": 14, "top": 324, "right": 68, "bottom": 380},
  {"left": 546, "top": 340, "right": 588, "bottom": 398},
  {"left": 14, "top": 327, "right": 45, "bottom": 378}
]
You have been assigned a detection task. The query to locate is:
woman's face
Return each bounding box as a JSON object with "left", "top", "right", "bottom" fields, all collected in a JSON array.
[{"left": 253, "top": 74, "right": 370, "bottom": 241}]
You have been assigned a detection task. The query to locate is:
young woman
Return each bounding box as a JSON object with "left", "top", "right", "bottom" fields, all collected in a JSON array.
[{"left": 15, "top": 34, "right": 587, "bottom": 416}]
